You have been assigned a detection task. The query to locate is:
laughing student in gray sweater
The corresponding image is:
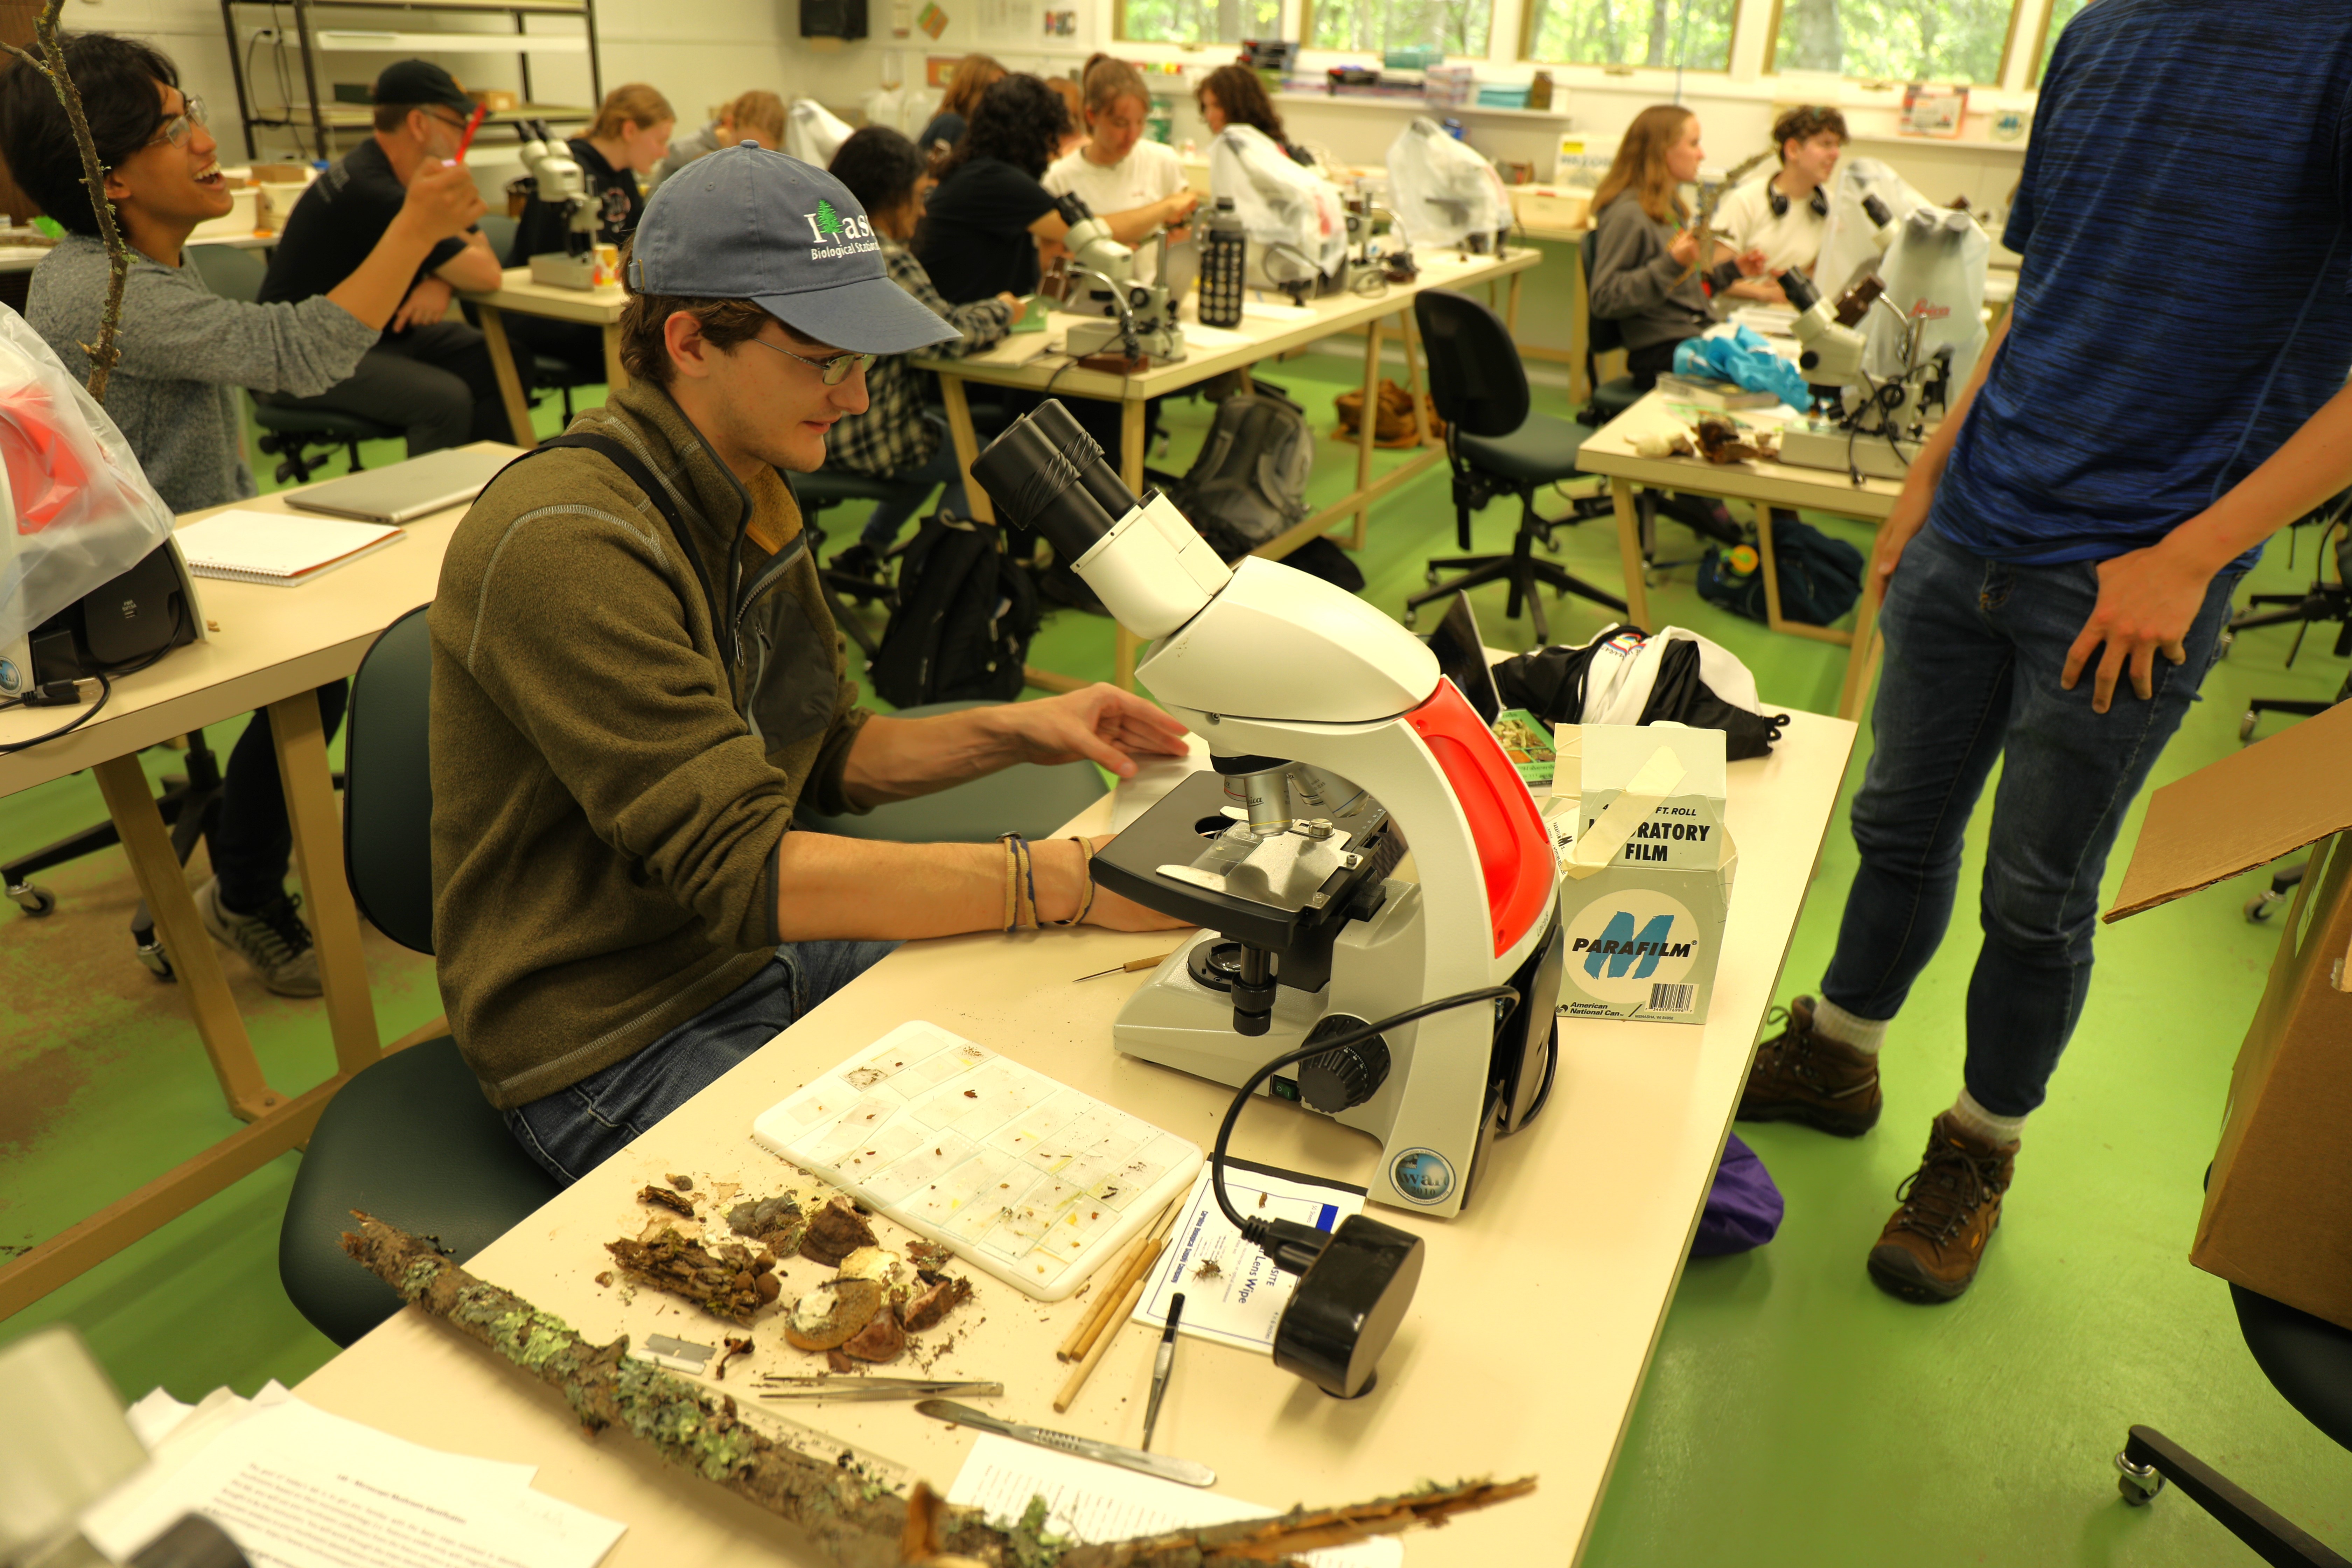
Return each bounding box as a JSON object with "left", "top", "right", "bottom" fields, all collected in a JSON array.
[{"left": 0, "top": 31, "right": 480, "bottom": 995}]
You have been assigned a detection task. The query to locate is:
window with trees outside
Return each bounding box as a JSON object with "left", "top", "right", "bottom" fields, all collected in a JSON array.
[
  {"left": 2034, "top": 0, "right": 2087, "bottom": 83},
  {"left": 1521, "top": 0, "right": 1736, "bottom": 71},
  {"left": 1769, "top": 0, "right": 2019, "bottom": 84},
  {"left": 1115, "top": 0, "right": 1281, "bottom": 44},
  {"left": 1306, "top": 0, "right": 1489, "bottom": 56}
]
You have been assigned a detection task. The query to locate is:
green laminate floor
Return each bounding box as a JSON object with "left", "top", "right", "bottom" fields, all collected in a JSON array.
[{"left": 3, "top": 356, "right": 2346, "bottom": 1563}]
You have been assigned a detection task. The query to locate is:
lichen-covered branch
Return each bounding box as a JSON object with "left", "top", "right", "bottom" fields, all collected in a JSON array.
[
  {"left": 342, "top": 1213, "right": 1536, "bottom": 1567},
  {"left": 7, "top": 0, "right": 134, "bottom": 401}
]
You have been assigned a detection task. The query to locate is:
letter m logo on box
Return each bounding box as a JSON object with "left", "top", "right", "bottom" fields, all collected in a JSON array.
[{"left": 1584, "top": 911, "right": 1675, "bottom": 980}]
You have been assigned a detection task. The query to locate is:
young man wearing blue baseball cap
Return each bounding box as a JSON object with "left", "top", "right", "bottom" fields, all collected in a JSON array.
[{"left": 428, "top": 145, "right": 1190, "bottom": 1184}]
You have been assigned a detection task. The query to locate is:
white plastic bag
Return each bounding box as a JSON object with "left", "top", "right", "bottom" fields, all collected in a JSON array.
[
  {"left": 1869, "top": 204, "right": 1990, "bottom": 390},
  {"left": 0, "top": 308, "right": 178, "bottom": 652},
  {"left": 1812, "top": 156, "right": 1929, "bottom": 300},
  {"left": 1384, "top": 117, "right": 1511, "bottom": 251},
  {"left": 786, "top": 99, "right": 855, "bottom": 166},
  {"left": 1208, "top": 125, "right": 1347, "bottom": 290}
]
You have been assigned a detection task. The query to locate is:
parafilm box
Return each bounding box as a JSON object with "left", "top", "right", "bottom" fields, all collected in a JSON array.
[{"left": 1554, "top": 724, "right": 1736, "bottom": 1024}]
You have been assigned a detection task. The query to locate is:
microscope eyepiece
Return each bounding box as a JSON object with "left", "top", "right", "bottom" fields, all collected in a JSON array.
[
  {"left": 970, "top": 399, "right": 1140, "bottom": 563},
  {"left": 1778, "top": 268, "right": 1822, "bottom": 313},
  {"left": 1861, "top": 192, "right": 1893, "bottom": 229}
]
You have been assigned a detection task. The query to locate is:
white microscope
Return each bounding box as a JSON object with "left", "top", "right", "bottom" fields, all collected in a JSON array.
[
  {"left": 972, "top": 400, "right": 1563, "bottom": 1223},
  {"left": 1049, "top": 193, "right": 1186, "bottom": 365},
  {"left": 515, "top": 121, "right": 601, "bottom": 290}
]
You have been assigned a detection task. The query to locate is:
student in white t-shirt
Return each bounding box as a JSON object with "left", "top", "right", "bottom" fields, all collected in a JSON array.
[
  {"left": 1042, "top": 54, "right": 1198, "bottom": 281},
  {"left": 1714, "top": 104, "right": 1848, "bottom": 306}
]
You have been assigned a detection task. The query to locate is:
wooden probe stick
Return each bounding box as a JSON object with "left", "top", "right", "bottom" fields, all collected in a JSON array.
[
  {"left": 1060, "top": 1199, "right": 1181, "bottom": 1362},
  {"left": 1053, "top": 1261, "right": 1153, "bottom": 1414}
]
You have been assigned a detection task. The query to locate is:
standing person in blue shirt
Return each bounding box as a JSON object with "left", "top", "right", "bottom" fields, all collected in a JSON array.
[{"left": 1739, "top": 0, "right": 2352, "bottom": 1302}]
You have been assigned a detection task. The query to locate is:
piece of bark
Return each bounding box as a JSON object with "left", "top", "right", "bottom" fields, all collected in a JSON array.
[
  {"left": 605, "top": 1227, "right": 775, "bottom": 1324},
  {"left": 784, "top": 1278, "right": 884, "bottom": 1350},
  {"left": 840, "top": 1304, "right": 906, "bottom": 1364},
  {"left": 341, "top": 1213, "right": 1535, "bottom": 1568},
  {"left": 799, "top": 1196, "right": 877, "bottom": 1266},
  {"left": 899, "top": 1275, "right": 972, "bottom": 1333},
  {"left": 726, "top": 1195, "right": 806, "bottom": 1255},
  {"left": 638, "top": 1185, "right": 695, "bottom": 1217}
]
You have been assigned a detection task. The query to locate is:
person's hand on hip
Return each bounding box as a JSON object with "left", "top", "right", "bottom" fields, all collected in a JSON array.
[{"left": 2061, "top": 542, "right": 2205, "bottom": 713}]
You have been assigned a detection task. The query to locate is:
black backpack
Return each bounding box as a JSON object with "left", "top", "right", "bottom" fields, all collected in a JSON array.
[
  {"left": 1166, "top": 389, "right": 1313, "bottom": 559},
  {"left": 869, "top": 515, "right": 1041, "bottom": 707},
  {"left": 1697, "top": 518, "right": 1864, "bottom": 627}
]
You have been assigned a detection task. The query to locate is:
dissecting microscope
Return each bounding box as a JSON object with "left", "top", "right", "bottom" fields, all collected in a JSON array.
[
  {"left": 1049, "top": 194, "right": 1186, "bottom": 365},
  {"left": 972, "top": 401, "right": 1563, "bottom": 1221},
  {"left": 1776, "top": 195, "right": 1986, "bottom": 482},
  {"left": 514, "top": 121, "right": 602, "bottom": 289}
]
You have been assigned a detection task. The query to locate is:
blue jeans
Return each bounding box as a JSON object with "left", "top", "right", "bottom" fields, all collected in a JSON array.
[
  {"left": 1819, "top": 525, "right": 2240, "bottom": 1118},
  {"left": 859, "top": 420, "right": 967, "bottom": 551},
  {"left": 505, "top": 940, "right": 897, "bottom": 1184}
]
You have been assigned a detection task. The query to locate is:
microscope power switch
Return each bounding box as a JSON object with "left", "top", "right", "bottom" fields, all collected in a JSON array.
[{"left": 1297, "top": 1014, "right": 1391, "bottom": 1114}]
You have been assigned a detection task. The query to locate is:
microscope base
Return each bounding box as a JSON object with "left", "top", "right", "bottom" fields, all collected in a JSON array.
[
  {"left": 1778, "top": 417, "right": 1924, "bottom": 481},
  {"left": 527, "top": 252, "right": 602, "bottom": 292},
  {"left": 1064, "top": 318, "right": 1186, "bottom": 364}
]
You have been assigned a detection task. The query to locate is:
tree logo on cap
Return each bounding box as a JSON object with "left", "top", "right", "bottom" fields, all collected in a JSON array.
[{"left": 803, "top": 199, "right": 873, "bottom": 244}]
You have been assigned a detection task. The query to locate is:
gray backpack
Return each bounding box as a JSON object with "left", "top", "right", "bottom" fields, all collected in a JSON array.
[{"left": 1167, "top": 389, "right": 1313, "bottom": 559}]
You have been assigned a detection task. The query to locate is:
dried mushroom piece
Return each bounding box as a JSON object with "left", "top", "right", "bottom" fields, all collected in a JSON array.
[
  {"left": 726, "top": 1194, "right": 806, "bottom": 1253},
  {"left": 638, "top": 1184, "right": 695, "bottom": 1217},
  {"left": 898, "top": 1275, "right": 972, "bottom": 1333},
  {"left": 904, "top": 1240, "right": 953, "bottom": 1280},
  {"left": 840, "top": 1304, "right": 906, "bottom": 1364},
  {"left": 783, "top": 1277, "right": 884, "bottom": 1350},
  {"left": 798, "top": 1196, "right": 878, "bottom": 1266},
  {"left": 604, "top": 1227, "right": 778, "bottom": 1324}
]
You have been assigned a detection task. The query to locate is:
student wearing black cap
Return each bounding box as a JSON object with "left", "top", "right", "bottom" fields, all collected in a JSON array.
[{"left": 258, "top": 59, "right": 518, "bottom": 450}]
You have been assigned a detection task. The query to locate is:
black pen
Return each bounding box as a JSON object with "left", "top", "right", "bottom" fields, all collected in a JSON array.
[{"left": 1141, "top": 1292, "right": 1185, "bottom": 1451}]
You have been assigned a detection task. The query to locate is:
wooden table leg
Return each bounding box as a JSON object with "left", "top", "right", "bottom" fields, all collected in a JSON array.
[
  {"left": 1569, "top": 242, "right": 1591, "bottom": 408},
  {"left": 1351, "top": 315, "right": 1385, "bottom": 550},
  {"left": 1839, "top": 558, "right": 1887, "bottom": 721},
  {"left": 270, "top": 690, "right": 380, "bottom": 1075},
  {"left": 602, "top": 323, "right": 629, "bottom": 394},
  {"left": 1400, "top": 308, "right": 1433, "bottom": 448},
  {"left": 940, "top": 374, "right": 989, "bottom": 525},
  {"left": 1753, "top": 501, "right": 1789, "bottom": 634},
  {"left": 91, "top": 754, "right": 284, "bottom": 1123},
  {"left": 1113, "top": 397, "right": 1147, "bottom": 691},
  {"left": 476, "top": 304, "right": 539, "bottom": 451},
  {"left": 1611, "top": 478, "right": 1651, "bottom": 630},
  {"left": 1505, "top": 268, "right": 1523, "bottom": 335}
]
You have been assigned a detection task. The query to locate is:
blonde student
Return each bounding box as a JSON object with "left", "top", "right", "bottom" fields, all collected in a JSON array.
[{"left": 1044, "top": 55, "right": 1197, "bottom": 282}]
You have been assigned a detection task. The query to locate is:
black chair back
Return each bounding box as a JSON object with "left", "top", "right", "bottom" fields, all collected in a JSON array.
[
  {"left": 186, "top": 243, "right": 268, "bottom": 304},
  {"left": 1582, "top": 229, "right": 1628, "bottom": 357},
  {"left": 342, "top": 605, "right": 436, "bottom": 954},
  {"left": 1413, "top": 289, "right": 1528, "bottom": 442}
]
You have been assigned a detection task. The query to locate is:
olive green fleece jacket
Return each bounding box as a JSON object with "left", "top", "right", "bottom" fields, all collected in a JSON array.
[{"left": 429, "top": 382, "right": 870, "bottom": 1109}]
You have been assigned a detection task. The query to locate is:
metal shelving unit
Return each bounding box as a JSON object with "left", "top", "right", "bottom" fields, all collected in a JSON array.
[{"left": 220, "top": 0, "right": 602, "bottom": 162}]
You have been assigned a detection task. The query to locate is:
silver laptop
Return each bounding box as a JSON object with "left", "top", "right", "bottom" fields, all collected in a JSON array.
[{"left": 284, "top": 447, "right": 515, "bottom": 524}]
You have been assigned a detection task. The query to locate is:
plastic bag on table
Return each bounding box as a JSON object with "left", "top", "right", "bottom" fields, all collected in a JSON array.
[
  {"left": 1492, "top": 622, "right": 1786, "bottom": 760},
  {"left": 0, "top": 307, "right": 177, "bottom": 651},
  {"left": 1384, "top": 116, "right": 1511, "bottom": 252},
  {"left": 1812, "top": 156, "right": 1930, "bottom": 301},
  {"left": 785, "top": 99, "right": 855, "bottom": 165},
  {"left": 1209, "top": 124, "right": 1347, "bottom": 291},
  {"left": 1672, "top": 324, "right": 1810, "bottom": 410}
]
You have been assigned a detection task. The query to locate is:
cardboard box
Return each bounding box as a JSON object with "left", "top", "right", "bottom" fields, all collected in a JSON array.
[
  {"left": 1552, "top": 724, "right": 1737, "bottom": 1025},
  {"left": 2106, "top": 701, "right": 2352, "bottom": 1330}
]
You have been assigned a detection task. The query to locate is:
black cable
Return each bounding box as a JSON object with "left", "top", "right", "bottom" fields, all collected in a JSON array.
[
  {"left": 0, "top": 598, "right": 187, "bottom": 755},
  {"left": 1210, "top": 983, "right": 1522, "bottom": 1238},
  {"left": 0, "top": 673, "right": 110, "bottom": 754}
]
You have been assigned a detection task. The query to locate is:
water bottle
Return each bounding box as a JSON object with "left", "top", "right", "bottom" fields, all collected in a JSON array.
[{"left": 1199, "top": 196, "right": 1246, "bottom": 329}]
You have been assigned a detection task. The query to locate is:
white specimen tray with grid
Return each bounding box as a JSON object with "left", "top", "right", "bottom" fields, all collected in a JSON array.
[{"left": 750, "top": 1021, "right": 1203, "bottom": 1301}]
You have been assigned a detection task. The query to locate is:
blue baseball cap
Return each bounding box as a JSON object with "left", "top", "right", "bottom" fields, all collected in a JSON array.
[{"left": 628, "top": 143, "right": 958, "bottom": 355}]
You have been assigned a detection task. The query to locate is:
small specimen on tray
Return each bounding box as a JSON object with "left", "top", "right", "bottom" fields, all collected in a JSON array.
[
  {"left": 840, "top": 1303, "right": 908, "bottom": 1364},
  {"left": 799, "top": 1195, "right": 880, "bottom": 1266},
  {"left": 1694, "top": 413, "right": 1770, "bottom": 465},
  {"left": 899, "top": 1275, "right": 972, "bottom": 1333},
  {"left": 345, "top": 1209, "right": 1537, "bottom": 1568},
  {"left": 712, "top": 1336, "right": 754, "bottom": 1381},
  {"left": 604, "top": 1227, "right": 780, "bottom": 1324},
  {"left": 727, "top": 1194, "right": 807, "bottom": 1254},
  {"left": 784, "top": 1278, "right": 885, "bottom": 1351},
  {"left": 667, "top": 1173, "right": 695, "bottom": 1192},
  {"left": 638, "top": 1184, "right": 696, "bottom": 1217}
]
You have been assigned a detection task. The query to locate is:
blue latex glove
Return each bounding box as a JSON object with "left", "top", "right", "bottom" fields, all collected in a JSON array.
[{"left": 1671, "top": 324, "right": 1810, "bottom": 411}]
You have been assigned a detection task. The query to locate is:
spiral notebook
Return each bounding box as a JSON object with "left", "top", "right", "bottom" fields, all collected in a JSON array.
[{"left": 171, "top": 510, "right": 403, "bottom": 587}]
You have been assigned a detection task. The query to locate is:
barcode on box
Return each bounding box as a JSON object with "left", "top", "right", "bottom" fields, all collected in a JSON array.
[{"left": 1648, "top": 983, "right": 1696, "bottom": 1014}]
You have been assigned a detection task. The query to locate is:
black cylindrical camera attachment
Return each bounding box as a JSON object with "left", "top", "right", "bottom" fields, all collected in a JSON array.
[{"left": 969, "top": 399, "right": 1140, "bottom": 564}]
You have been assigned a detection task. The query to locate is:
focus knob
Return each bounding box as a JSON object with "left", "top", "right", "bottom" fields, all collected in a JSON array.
[{"left": 1298, "top": 1013, "right": 1390, "bottom": 1114}]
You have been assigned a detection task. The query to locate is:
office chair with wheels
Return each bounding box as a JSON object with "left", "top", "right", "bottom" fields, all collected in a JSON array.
[
  {"left": 278, "top": 605, "right": 560, "bottom": 1348},
  {"left": 186, "top": 244, "right": 401, "bottom": 485},
  {"left": 2113, "top": 1282, "right": 2352, "bottom": 1567},
  {"left": 2229, "top": 500, "right": 2351, "bottom": 743},
  {"left": 474, "top": 214, "right": 595, "bottom": 419},
  {"left": 1401, "top": 289, "right": 1626, "bottom": 646}
]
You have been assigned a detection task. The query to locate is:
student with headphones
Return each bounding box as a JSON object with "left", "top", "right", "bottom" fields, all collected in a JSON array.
[{"left": 1715, "top": 105, "right": 1847, "bottom": 306}]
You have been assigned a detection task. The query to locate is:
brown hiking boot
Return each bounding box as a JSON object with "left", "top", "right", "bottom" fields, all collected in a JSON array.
[
  {"left": 1737, "top": 996, "right": 1882, "bottom": 1136},
  {"left": 1867, "top": 1113, "right": 2019, "bottom": 1303}
]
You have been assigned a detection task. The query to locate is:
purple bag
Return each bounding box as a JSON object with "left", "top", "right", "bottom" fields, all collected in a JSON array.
[{"left": 1690, "top": 1133, "right": 1784, "bottom": 1257}]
